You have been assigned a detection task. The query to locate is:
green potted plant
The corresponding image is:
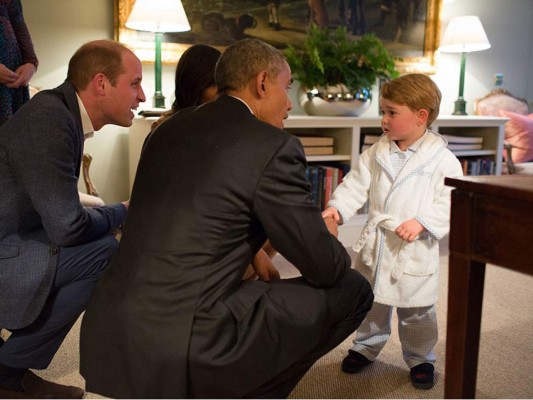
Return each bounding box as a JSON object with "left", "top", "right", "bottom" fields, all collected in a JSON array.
[{"left": 285, "top": 24, "right": 399, "bottom": 116}]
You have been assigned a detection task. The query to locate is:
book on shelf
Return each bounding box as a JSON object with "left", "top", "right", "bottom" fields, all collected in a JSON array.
[
  {"left": 303, "top": 146, "right": 334, "bottom": 156},
  {"left": 305, "top": 163, "right": 351, "bottom": 210},
  {"left": 296, "top": 136, "right": 334, "bottom": 147},
  {"left": 442, "top": 134, "right": 483, "bottom": 144},
  {"left": 363, "top": 134, "right": 382, "bottom": 145},
  {"left": 360, "top": 133, "right": 382, "bottom": 153},
  {"left": 447, "top": 143, "right": 484, "bottom": 150}
]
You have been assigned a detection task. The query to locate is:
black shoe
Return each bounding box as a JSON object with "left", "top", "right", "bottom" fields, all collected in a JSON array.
[
  {"left": 341, "top": 350, "right": 372, "bottom": 374},
  {"left": 0, "top": 370, "right": 84, "bottom": 399},
  {"left": 410, "top": 362, "right": 435, "bottom": 389},
  {"left": 273, "top": 23, "right": 281, "bottom": 31}
]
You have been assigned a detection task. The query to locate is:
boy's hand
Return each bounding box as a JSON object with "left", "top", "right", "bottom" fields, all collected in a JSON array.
[
  {"left": 322, "top": 207, "right": 342, "bottom": 224},
  {"left": 395, "top": 218, "right": 425, "bottom": 242}
]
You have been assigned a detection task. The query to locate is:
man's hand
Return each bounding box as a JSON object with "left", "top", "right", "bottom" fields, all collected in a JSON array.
[
  {"left": 323, "top": 216, "right": 339, "bottom": 237},
  {"left": 395, "top": 218, "right": 424, "bottom": 242},
  {"left": 261, "top": 240, "right": 277, "bottom": 258},
  {"left": 250, "top": 248, "right": 280, "bottom": 281}
]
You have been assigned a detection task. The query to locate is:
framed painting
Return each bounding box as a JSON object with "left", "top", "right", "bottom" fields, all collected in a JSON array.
[{"left": 114, "top": 0, "right": 442, "bottom": 73}]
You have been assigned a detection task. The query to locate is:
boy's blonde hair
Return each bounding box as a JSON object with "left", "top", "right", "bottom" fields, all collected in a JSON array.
[{"left": 380, "top": 73, "right": 441, "bottom": 126}]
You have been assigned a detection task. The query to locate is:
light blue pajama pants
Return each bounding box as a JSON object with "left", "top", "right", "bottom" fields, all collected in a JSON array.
[{"left": 350, "top": 302, "right": 437, "bottom": 369}]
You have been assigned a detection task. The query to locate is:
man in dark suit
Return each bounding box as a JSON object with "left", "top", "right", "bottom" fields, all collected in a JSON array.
[
  {"left": 0, "top": 39, "right": 145, "bottom": 398},
  {"left": 80, "top": 38, "right": 373, "bottom": 399}
]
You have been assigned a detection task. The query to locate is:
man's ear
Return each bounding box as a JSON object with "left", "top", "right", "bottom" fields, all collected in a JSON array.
[
  {"left": 255, "top": 71, "right": 268, "bottom": 97},
  {"left": 92, "top": 73, "right": 107, "bottom": 95}
]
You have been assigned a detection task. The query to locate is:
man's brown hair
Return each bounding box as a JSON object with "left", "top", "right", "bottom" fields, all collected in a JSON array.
[
  {"left": 215, "top": 38, "right": 287, "bottom": 94},
  {"left": 67, "top": 40, "right": 131, "bottom": 91}
]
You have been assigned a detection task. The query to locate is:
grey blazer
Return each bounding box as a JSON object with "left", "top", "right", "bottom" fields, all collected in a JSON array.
[{"left": 0, "top": 81, "right": 126, "bottom": 329}]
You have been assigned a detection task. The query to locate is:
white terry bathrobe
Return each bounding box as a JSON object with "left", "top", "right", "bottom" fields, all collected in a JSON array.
[{"left": 328, "top": 130, "right": 464, "bottom": 308}]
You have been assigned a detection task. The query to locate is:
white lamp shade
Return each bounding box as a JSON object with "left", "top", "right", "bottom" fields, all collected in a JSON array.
[
  {"left": 439, "top": 16, "right": 491, "bottom": 53},
  {"left": 125, "top": 0, "right": 191, "bottom": 33}
]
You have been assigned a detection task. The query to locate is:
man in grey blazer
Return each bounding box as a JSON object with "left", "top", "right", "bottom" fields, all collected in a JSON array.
[
  {"left": 80, "top": 38, "right": 373, "bottom": 398},
  {"left": 0, "top": 39, "right": 145, "bottom": 398}
]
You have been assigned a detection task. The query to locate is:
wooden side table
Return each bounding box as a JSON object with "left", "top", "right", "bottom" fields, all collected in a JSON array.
[{"left": 444, "top": 175, "right": 533, "bottom": 398}]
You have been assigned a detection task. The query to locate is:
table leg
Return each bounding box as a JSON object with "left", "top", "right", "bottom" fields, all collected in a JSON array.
[{"left": 445, "top": 254, "right": 486, "bottom": 399}]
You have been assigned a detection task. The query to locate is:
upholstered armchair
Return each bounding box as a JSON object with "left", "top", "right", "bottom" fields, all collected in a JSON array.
[{"left": 474, "top": 89, "right": 533, "bottom": 174}]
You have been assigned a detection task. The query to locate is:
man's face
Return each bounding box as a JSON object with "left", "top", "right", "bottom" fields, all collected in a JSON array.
[
  {"left": 104, "top": 51, "right": 146, "bottom": 127},
  {"left": 260, "top": 61, "right": 293, "bottom": 129}
]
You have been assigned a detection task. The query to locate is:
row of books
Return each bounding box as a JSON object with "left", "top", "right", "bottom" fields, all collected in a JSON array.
[
  {"left": 360, "top": 133, "right": 485, "bottom": 152},
  {"left": 305, "top": 163, "right": 351, "bottom": 210},
  {"left": 457, "top": 157, "right": 496, "bottom": 176},
  {"left": 295, "top": 135, "right": 335, "bottom": 156}
]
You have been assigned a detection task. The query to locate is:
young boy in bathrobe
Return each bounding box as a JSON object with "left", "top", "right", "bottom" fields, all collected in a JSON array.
[{"left": 322, "top": 73, "right": 463, "bottom": 389}]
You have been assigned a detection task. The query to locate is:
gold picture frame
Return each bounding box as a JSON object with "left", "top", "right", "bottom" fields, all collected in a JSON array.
[{"left": 114, "top": 0, "right": 442, "bottom": 74}]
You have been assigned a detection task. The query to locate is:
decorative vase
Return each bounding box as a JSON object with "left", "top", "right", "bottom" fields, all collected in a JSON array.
[{"left": 298, "top": 84, "right": 372, "bottom": 117}]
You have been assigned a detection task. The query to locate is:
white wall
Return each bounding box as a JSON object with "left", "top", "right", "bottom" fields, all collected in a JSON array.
[
  {"left": 22, "top": 0, "right": 131, "bottom": 204},
  {"left": 434, "top": 0, "right": 533, "bottom": 115},
  {"left": 21, "top": 0, "right": 533, "bottom": 202}
]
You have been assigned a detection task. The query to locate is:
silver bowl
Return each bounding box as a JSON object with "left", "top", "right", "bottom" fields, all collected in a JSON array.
[{"left": 299, "top": 84, "right": 372, "bottom": 117}]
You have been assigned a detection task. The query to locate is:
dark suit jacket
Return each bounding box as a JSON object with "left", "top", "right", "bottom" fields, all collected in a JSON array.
[
  {"left": 80, "top": 95, "right": 351, "bottom": 398},
  {"left": 0, "top": 82, "right": 126, "bottom": 329}
]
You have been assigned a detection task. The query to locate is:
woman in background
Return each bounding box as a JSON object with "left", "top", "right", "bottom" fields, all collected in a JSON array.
[
  {"left": 0, "top": 0, "right": 38, "bottom": 126},
  {"left": 151, "top": 44, "right": 221, "bottom": 130}
]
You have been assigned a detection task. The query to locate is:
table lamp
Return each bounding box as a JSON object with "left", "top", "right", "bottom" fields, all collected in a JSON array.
[
  {"left": 439, "top": 16, "right": 491, "bottom": 115},
  {"left": 125, "top": 0, "right": 191, "bottom": 108}
]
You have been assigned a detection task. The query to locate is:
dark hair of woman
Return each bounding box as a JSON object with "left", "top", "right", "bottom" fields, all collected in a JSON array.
[
  {"left": 172, "top": 44, "right": 221, "bottom": 111},
  {"left": 153, "top": 44, "right": 221, "bottom": 129}
]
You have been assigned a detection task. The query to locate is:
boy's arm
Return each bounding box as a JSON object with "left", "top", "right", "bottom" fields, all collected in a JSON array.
[
  {"left": 415, "top": 154, "right": 464, "bottom": 240},
  {"left": 327, "top": 151, "right": 372, "bottom": 224}
]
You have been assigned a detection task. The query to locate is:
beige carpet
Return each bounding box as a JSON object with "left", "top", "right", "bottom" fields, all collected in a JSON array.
[{"left": 5, "top": 241, "right": 532, "bottom": 399}]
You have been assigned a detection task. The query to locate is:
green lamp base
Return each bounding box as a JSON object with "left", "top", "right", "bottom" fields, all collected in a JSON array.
[
  {"left": 153, "top": 92, "right": 166, "bottom": 109},
  {"left": 452, "top": 98, "right": 467, "bottom": 116}
]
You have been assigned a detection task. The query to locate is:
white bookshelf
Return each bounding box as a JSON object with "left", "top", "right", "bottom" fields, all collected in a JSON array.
[
  {"left": 129, "top": 114, "right": 507, "bottom": 246},
  {"left": 283, "top": 114, "right": 507, "bottom": 244},
  {"left": 284, "top": 114, "right": 507, "bottom": 173}
]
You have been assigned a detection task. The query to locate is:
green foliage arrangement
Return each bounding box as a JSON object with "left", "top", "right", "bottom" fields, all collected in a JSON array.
[{"left": 285, "top": 24, "right": 399, "bottom": 92}]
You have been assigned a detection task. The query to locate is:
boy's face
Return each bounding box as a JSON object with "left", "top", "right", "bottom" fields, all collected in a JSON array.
[{"left": 379, "top": 98, "right": 428, "bottom": 150}]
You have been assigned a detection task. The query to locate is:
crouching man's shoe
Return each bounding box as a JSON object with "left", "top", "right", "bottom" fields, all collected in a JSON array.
[
  {"left": 410, "top": 362, "right": 435, "bottom": 389},
  {"left": 0, "top": 370, "right": 84, "bottom": 399}
]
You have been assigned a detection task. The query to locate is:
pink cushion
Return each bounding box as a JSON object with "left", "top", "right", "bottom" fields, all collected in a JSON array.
[{"left": 500, "top": 110, "right": 533, "bottom": 163}]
